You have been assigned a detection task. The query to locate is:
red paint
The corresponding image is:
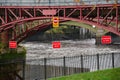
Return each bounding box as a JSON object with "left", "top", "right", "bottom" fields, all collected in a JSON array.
[
  {"left": 8, "top": 9, "right": 18, "bottom": 19},
  {"left": 9, "top": 41, "right": 17, "bottom": 49},
  {"left": 0, "top": 4, "right": 120, "bottom": 43},
  {"left": 54, "top": 18, "right": 58, "bottom": 23},
  {"left": 101, "top": 36, "right": 111, "bottom": 44},
  {"left": 116, "top": 7, "right": 118, "bottom": 31},
  {"left": 16, "top": 20, "right": 67, "bottom": 43},
  {"left": 52, "top": 41, "right": 61, "bottom": 48},
  {"left": 5, "top": 8, "right": 8, "bottom": 23},
  {"left": 97, "top": 7, "right": 99, "bottom": 24},
  {"left": 43, "top": 10, "right": 56, "bottom": 15}
]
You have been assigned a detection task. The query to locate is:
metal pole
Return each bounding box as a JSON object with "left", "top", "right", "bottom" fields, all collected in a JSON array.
[
  {"left": 81, "top": 55, "right": 83, "bottom": 73},
  {"left": 64, "top": 8, "right": 66, "bottom": 18},
  {"left": 97, "top": 54, "right": 99, "bottom": 70},
  {"left": 116, "top": 6, "right": 118, "bottom": 31},
  {"left": 63, "top": 56, "right": 66, "bottom": 76},
  {"left": 5, "top": 8, "right": 8, "bottom": 23},
  {"left": 44, "top": 58, "right": 47, "bottom": 80},
  {"left": 22, "top": 59, "right": 25, "bottom": 80},
  {"left": 97, "top": 7, "right": 100, "bottom": 24},
  {"left": 112, "top": 53, "right": 114, "bottom": 68},
  {"left": 80, "top": 8, "right": 82, "bottom": 20}
]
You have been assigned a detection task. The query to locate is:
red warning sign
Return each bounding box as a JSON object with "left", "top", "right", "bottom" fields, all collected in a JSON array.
[
  {"left": 52, "top": 41, "right": 61, "bottom": 48},
  {"left": 9, "top": 41, "right": 17, "bottom": 49},
  {"left": 42, "top": 9, "right": 56, "bottom": 15},
  {"left": 53, "top": 17, "right": 59, "bottom": 28},
  {"left": 101, "top": 36, "right": 111, "bottom": 44}
]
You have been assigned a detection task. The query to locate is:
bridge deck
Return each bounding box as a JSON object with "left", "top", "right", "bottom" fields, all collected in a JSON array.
[{"left": 0, "top": 0, "right": 120, "bottom": 6}]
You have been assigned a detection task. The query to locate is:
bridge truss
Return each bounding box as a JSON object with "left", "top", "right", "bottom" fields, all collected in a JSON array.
[{"left": 0, "top": 4, "right": 120, "bottom": 43}]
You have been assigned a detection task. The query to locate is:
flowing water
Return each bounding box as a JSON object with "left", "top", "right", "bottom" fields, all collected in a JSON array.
[
  {"left": 21, "top": 39, "right": 120, "bottom": 80},
  {"left": 21, "top": 39, "right": 120, "bottom": 60}
]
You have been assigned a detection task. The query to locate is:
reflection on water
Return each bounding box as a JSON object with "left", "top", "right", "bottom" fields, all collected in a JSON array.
[{"left": 20, "top": 39, "right": 120, "bottom": 60}]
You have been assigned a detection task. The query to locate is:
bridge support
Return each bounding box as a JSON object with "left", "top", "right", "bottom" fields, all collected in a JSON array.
[
  {"left": 95, "top": 29, "right": 104, "bottom": 45},
  {"left": 1, "top": 30, "right": 9, "bottom": 47},
  {"left": 95, "top": 36, "right": 101, "bottom": 45}
]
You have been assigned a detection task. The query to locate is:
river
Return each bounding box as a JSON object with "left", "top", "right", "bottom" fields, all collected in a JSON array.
[
  {"left": 20, "top": 39, "right": 120, "bottom": 80},
  {"left": 20, "top": 39, "right": 120, "bottom": 60}
]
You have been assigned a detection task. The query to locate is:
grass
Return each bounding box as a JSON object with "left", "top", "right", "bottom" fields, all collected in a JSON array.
[{"left": 49, "top": 68, "right": 120, "bottom": 80}]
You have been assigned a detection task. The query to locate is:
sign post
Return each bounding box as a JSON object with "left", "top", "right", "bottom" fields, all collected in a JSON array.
[
  {"left": 9, "top": 41, "right": 17, "bottom": 49},
  {"left": 101, "top": 36, "right": 111, "bottom": 44},
  {"left": 52, "top": 41, "right": 61, "bottom": 48},
  {"left": 52, "top": 17, "right": 59, "bottom": 28}
]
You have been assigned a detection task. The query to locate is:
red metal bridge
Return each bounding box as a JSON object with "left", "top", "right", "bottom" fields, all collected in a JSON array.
[{"left": 0, "top": 3, "right": 120, "bottom": 43}]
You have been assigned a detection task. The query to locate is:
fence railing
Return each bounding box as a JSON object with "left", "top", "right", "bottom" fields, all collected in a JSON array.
[
  {"left": 0, "top": 53, "right": 120, "bottom": 80},
  {"left": 25, "top": 52, "right": 120, "bottom": 80}
]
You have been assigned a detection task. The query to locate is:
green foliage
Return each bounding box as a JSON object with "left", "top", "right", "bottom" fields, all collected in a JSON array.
[
  {"left": 45, "top": 25, "right": 79, "bottom": 34},
  {"left": 0, "top": 43, "right": 7, "bottom": 49},
  {"left": 44, "top": 25, "right": 80, "bottom": 40},
  {"left": 0, "top": 44, "right": 26, "bottom": 79},
  {"left": 0, "top": 52, "right": 26, "bottom": 60},
  {"left": 0, "top": 46, "right": 26, "bottom": 61},
  {"left": 49, "top": 68, "right": 120, "bottom": 80},
  {"left": 0, "top": 42, "right": 7, "bottom": 54}
]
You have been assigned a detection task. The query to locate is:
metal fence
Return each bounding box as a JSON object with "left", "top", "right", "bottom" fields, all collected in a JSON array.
[
  {"left": 0, "top": 53, "right": 120, "bottom": 80},
  {"left": 25, "top": 52, "right": 120, "bottom": 80}
]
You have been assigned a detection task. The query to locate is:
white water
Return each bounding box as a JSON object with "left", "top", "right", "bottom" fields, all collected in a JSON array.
[
  {"left": 22, "top": 39, "right": 120, "bottom": 80},
  {"left": 20, "top": 39, "right": 120, "bottom": 60}
]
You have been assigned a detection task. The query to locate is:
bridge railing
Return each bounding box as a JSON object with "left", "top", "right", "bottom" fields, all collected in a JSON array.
[{"left": 0, "top": 0, "right": 119, "bottom": 6}]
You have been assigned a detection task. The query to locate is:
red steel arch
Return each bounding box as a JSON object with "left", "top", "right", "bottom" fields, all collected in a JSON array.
[
  {"left": 16, "top": 22, "right": 53, "bottom": 43},
  {"left": 12, "top": 20, "right": 68, "bottom": 43},
  {"left": 8, "top": 17, "right": 119, "bottom": 43},
  {"left": 0, "top": 4, "right": 120, "bottom": 43}
]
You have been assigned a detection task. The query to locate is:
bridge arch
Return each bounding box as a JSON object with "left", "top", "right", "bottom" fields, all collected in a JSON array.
[
  {"left": 0, "top": 16, "right": 120, "bottom": 43},
  {"left": 15, "top": 20, "right": 97, "bottom": 43},
  {"left": 1, "top": 16, "right": 119, "bottom": 34},
  {"left": 0, "top": 5, "right": 120, "bottom": 44}
]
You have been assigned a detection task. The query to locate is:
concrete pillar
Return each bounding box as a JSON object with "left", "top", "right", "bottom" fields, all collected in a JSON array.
[
  {"left": 95, "top": 36, "right": 101, "bottom": 45},
  {"left": 1, "top": 30, "right": 9, "bottom": 47},
  {"left": 95, "top": 29, "right": 104, "bottom": 45}
]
